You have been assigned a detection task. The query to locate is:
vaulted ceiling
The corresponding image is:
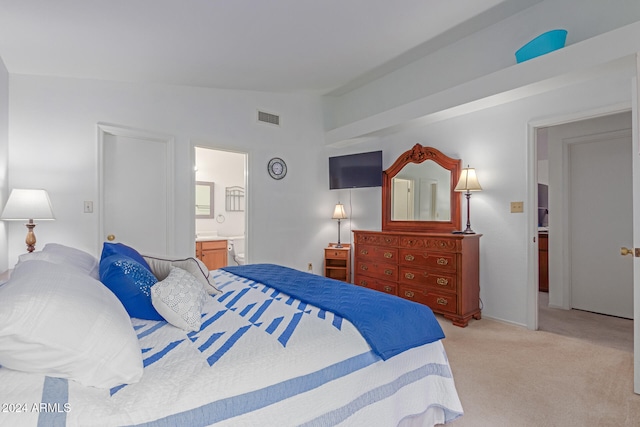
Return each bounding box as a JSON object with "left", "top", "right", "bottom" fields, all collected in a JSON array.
[{"left": 0, "top": 0, "right": 541, "bottom": 94}]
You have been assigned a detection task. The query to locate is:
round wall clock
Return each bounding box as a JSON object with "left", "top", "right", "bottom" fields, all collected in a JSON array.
[{"left": 267, "top": 157, "right": 287, "bottom": 180}]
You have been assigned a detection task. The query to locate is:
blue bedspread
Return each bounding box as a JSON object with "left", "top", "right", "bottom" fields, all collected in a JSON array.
[{"left": 221, "top": 264, "right": 444, "bottom": 360}]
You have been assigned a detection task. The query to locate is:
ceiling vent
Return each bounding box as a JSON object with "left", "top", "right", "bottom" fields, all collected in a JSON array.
[{"left": 257, "top": 110, "right": 280, "bottom": 126}]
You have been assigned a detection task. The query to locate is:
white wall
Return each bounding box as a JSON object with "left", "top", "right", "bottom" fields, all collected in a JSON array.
[
  {"left": 324, "top": 0, "right": 640, "bottom": 130},
  {"left": 0, "top": 57, "right": 8, "bottom": 272},
  {"left": 6, "top": 75, "right": 337, "bottom": 273},
  {"left": 348, "top": 71, "right": 633, "bottom": 326}
]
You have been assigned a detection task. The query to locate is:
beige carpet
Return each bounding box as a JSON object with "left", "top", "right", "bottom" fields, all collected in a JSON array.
[
  {"left": 438, "top": 315, "right": 640, "bottom": 426},
  {"left": 537, "top": 292, "right": 633, "bottom": 353}
]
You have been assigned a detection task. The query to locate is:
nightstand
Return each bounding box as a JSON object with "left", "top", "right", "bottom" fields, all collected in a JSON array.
[{"left": 324, "top": 243, "right": 351, "bottom": 283}]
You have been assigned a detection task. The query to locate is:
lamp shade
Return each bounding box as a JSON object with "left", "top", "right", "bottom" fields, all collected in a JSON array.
[
  {"left": 1, "top": 189, "right": 55, "bottom": 221},
  {"left": 332, "top": 203, "right": 347, "bottom": 220},
  {"left": 454, "top": 167, "right": 482, "bottom": 192}
]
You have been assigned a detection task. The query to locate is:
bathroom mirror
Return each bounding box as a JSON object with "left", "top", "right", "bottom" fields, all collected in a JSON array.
[
  {"left": 196, "top": 181, "right": 214, "bottom": 218},
  {"left": 382, "top": 144, "right": 461, "bottom": 233}
]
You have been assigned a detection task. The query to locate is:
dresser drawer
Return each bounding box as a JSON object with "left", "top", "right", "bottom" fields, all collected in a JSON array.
[
  {"left": 399, "top": 249, "right": 456, "bottom": 271},
  {"left": 356, "top": 245, "right": 398, "bottom": 262},
  {"left": 354, "top": 274, "right": 397, "bottom": 295},
  {"left": 355, "top": 261, "right": 398, "bottom": 281},
  {"left": 398, "top": 267, "right": 456, "bottom": 292},
  {"left": 325, "top": 248, "right": 349, "bottom": 259},
  {"left": 356, "top": 233, "right": 399, "bottom": 247},
  {"left": 398, "top": 286, "right": 457, "bottom": 314},
  {"left": 399, "top": 236, "right": 459, "bottom": 252}
]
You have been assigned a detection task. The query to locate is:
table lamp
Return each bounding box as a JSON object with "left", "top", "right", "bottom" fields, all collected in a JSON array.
[
  {"left": 454, "top": 166, "right": 482, "bottom": 234},
  {"left": 332, "top": 202, "right": 347, "bottom": 248},
  {"left": 1, "top": 189, "right": 55, "bottom": 252}
]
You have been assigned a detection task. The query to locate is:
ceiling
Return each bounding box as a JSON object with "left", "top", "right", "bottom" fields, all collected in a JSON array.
[{"left": 0, "top": 0, "right": 540, "bottom": 94}]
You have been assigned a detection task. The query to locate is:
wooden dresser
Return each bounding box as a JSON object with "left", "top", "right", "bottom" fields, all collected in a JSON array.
[
  {"left": 538, "top": 232, "right": 548, "bottom": 292},
  {"left": 196, "top": 240, "right": 228, "bottom": 270},
  {"left": 353, "top": 230, "right": 481, "bottom": 327}
]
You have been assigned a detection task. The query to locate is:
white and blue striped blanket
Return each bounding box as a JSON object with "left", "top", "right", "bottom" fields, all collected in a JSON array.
[{"left": 0, "top": 269, "right": 463, "bottom": 427}]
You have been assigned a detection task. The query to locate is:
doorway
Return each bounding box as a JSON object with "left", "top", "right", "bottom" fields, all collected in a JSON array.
[
  {"left": 534, "top": 111, "right": 633, "bottom": 348},
  {"left": 99, "top": 123, "right": 174, "bottom": 255},
  {"left": 194, "top": 146, "right": 247, "bottom": 266}
]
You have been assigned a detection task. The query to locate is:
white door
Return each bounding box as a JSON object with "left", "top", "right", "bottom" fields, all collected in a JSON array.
[
  {"left": 569, "top": 131, "right": 633, "bottom": 318},
  {"left": 633, "top": 59, "right": 640, "bottom": 395},
  {"left": 392, "top": 178, "right": 414, "bottom": 220},
  {"left": 99, "top": 124, "right": 174, "bottom": 256}
]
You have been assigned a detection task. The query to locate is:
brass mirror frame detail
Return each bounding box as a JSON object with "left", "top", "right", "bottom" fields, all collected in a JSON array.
[{"left": 382, "top": 144, "right": 462, "bottom": 233}]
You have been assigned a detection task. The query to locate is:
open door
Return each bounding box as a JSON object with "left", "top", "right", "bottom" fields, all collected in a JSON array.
[{"left": 634, "top": 55, "right": 640, "bottom": 395}]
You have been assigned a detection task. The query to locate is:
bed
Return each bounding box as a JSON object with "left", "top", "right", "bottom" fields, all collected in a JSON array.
[{"left": 0, "top": 243, "right": 463, "bottom": 426}]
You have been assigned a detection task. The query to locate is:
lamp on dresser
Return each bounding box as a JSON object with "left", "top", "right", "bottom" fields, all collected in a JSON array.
[
  {"left": 332, "top": 202, "right": 347, "bottom": 248},
  {"left": 454, "top": 166, "right": 482, "bottom": 234},
  {"left": 1, "top": 189, "right": 55, "bottom": 252}
]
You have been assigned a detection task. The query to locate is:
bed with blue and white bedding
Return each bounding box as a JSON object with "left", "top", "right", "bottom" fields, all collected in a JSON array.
[{"left": 0, "top": 245, "right": 463, "bottom": 427}]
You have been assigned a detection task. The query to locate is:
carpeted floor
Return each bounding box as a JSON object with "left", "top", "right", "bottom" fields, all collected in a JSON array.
[
  {"left": 537, "top": 291, "right": 633, "bottom": 353},
  {"left": 439, "top": 311, "right": 639, "bottom": 426}
]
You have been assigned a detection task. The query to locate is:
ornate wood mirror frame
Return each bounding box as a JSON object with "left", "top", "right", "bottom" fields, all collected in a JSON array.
[{"left": 382, "top": 144, "right": 462, "bottom": 233}]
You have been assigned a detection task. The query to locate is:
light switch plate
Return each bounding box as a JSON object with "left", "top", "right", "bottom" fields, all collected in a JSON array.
[{"left": 510, "top": 201, "right": 524, "bottom": 213}]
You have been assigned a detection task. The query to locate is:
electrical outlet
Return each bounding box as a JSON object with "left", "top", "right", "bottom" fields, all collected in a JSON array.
[
  {"left": 307, "top": 263, "right": 313, "bottom": 272},
  {"left": 510, "top": 201, "right": 524, "bottom": 213},
  {"left": 84, "top": 201, "right": 93, "bottom": 213}
]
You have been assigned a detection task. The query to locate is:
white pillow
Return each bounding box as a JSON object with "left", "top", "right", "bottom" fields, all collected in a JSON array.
[
  {"left": 144, "top": 255, "right": 221, "bottom": 295},
  {"left": 0, "top": 260, "right": 143, "bottom": 388},
  {"left": 151, "top": 267, "right": 208, "bottom": 332},
  {"left": 38, "top": 243, "right": 100, "bottom": 279}
]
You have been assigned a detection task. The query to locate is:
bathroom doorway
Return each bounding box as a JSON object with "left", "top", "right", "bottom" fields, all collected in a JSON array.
[{"left": 194, "top": 146, "right": 247, "bottom": 266}]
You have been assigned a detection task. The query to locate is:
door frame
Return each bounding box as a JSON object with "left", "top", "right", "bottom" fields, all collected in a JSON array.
[
  {"left": 526, "top": 102, "right": 631, "bottom": 331},
  {"left": 191, "top": 143, "right": 249, "bottom": 264},
  {"left": 97, "top": 123, "right": 175, "bottom": 255}
]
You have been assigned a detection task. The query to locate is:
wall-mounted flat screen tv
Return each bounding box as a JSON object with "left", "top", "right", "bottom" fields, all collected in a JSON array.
[{"left": 329, "top": 150, "right": 383, "bottom": 189}]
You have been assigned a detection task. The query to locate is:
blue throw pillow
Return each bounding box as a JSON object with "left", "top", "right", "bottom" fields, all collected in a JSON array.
[
  {"left": 101, "top": 242, "right": 152, "bottom": 272},
  {"left": 99, "top": 254, "right": 163, "bottom": 320}
]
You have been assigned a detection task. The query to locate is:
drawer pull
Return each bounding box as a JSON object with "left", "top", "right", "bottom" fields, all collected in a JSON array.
[
  {"left": 405, "top": 272, "right": 415, "bottom": 280},
  {"left": 383, "top": 286, "right": 393, "bottom": 293},
  {"left": 437, "top": 258, "right": 449, "bottom": 266},
  {"left": 384, "top": 238, "right": 392, "bottom": 243},
  {"left": 436, "top": 277, "right": 449, "bottom": 286},
  {"left": 360, "top": 280, "right": 368, "bottom": 286},
  {"left": 405, "top": 254, "right": 415, "bottom": 261},
  {"left": 436, "top": 297, "right": 448, "bottom": 306},
  {"left": 361, "top": 265, "right": 369, "bottom": 271},
  {"left": 384, "top": 269, "right": 393, "bottom": 276},
  {"left": 404, "top": 291, "right": 415, "bottom": 298},
  {"left": 384, "top": 252, "right": 393, "bottom": 259},
  {"left": 333, "top": 252, "right": 339, "bottom": 256},
  {"left": 361, "top": 249, "right": 368, "bottom": 255}
]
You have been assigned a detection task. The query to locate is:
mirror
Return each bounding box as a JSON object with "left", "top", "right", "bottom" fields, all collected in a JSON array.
[
  {"left": 382, "top": 144, "right": 461, "bottom": 233},
  {"left": 391, "top": 162, "right": 451, "bottom": 221},
  {"left": 195, "top": 181, "right": 214, "bottom": 218}
]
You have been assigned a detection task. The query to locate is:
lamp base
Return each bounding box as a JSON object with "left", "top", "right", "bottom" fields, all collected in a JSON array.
[
  {"left": 25, "top": 222, "right": 37, "bottom": 253},
  {"left": 452, "top": 228, "right": 476, "bottom": 235}
]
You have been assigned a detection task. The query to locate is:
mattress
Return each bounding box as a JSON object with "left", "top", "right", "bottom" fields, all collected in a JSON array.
[{"left": 0, "top": 269, "right": 463, "bottom": 426}]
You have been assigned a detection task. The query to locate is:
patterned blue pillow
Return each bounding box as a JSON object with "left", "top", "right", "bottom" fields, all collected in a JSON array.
[
  {"left": 101, "top": 242, "right": 152, "bottom": 272},
  {"left": 99, "top": 254, "right": 162, "bottom": 320}
]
